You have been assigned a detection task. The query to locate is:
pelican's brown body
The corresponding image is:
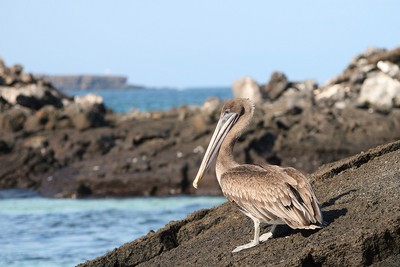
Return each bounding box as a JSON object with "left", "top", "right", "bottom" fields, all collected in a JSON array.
[
  {"left": 220, "top": 164, "right": 322, "bottom": 229},
  {"left": 193, "top": 98, "right": 323, "bottom": 252}
]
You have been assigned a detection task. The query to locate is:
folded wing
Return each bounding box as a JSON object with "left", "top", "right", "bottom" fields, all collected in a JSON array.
[{"left": 220, "top": 164, "right": 323, "bottom": 229}]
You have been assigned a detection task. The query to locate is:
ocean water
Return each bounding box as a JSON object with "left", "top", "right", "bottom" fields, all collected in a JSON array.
[
  {"left": 0, "top": 189, "right": 226, "bottom": 267},
  {"left": 63, "top": 87, "right": 233, "bottom": 113},
  {"left": 1, "top": 88, "right": 230, "bottom": 266}
]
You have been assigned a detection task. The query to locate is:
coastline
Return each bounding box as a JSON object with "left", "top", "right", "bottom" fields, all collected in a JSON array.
[
  {"left": 36, "top": 74, "right": 142, "bottom": 90},
  {"left": 1, "top": 47, "right": 400, "bottom": 266},
  {"left": 78, "top": 141, "right": 400, "bottom": 266},
  {"left": 1, "top": 47, "right": 400, "bottom": 198}
]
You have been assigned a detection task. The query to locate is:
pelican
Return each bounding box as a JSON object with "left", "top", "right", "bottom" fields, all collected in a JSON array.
[{"left": 193, "top": 98, "right": 323, "bottom": 253}]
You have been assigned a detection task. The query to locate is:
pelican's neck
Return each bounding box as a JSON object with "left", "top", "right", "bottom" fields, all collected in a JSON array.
[{"left": 216, "top": 109, "right": 252, "bottom": 183}]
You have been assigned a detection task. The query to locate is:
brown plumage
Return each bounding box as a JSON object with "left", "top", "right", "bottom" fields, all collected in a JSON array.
[
  {"left": 193, "top": 98, "right": 323, "bottom": 253},
  {"left": 220, "top": 164, "right": 322, "bottom": 229}
]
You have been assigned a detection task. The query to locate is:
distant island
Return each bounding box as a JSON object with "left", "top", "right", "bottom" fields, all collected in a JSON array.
[{"left": 36, "top": 74, "right": 142, "bottom": 90}]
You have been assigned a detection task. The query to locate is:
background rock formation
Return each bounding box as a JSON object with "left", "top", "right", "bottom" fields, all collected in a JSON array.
[
  {"left": 0, "top": 59, "right": 107, "bottom": 132},
  {"left": 1, "top": 47, "right": 400, "bottom": 198},
  {"left": 37, "top": 75, "right": 137, "bottom": 90}
]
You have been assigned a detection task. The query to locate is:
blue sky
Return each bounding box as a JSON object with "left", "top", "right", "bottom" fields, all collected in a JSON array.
[{"left": 1, "top": 1, "right": 399, "bottom": 88}]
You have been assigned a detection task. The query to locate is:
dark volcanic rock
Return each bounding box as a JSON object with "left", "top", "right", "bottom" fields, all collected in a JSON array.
[
  {"left": 0, "top": 107, "right": 28, "bottom": 132},
  {"left": 27, "top": 112, "right": 222, "bottom": 198},
  {"left": 78, "top": 141, "right": 400, "bottom": 267},
  {"left": 1, "top": 47, "right": 400, "bottom": 198},
  {"left": 264, "top": 71, "right": 289, "bottom": 100}
]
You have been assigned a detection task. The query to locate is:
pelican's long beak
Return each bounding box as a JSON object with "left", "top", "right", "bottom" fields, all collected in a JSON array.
[{"left": 193, "top": 112, "right": 238, "bottom": 189}]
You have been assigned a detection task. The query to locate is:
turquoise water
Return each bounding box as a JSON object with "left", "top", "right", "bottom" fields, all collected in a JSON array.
[
  {"left": 0, "top": 189, "right": 226, "bottom": 267},
  {"left": 64, "top": 87, "right": 233, "bottom": 113}
]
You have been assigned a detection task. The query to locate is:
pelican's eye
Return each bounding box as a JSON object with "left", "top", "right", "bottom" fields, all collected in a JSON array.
[
  {"left": 223, "top": 109, "right": 230, "bottom": 115},
  {"left": 239, "top": 106, "right": 245, "bottom": 116}
]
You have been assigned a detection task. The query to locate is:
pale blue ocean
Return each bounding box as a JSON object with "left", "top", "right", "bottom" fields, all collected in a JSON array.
[
  {"left": 65, "top": 87, "right": 233, "bottom": 113},
  {"left": 1, "top": 88, "right": 231, "bottom": 267}
]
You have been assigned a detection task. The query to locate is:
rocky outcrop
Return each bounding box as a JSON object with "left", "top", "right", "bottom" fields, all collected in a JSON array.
[
  {"left": 359, "top": 70, "right": 400, "bottom": 110},
  {"left": 315, "top": 47, "right": 400, "bottom": 112},
  {"left": 37, "top": 75, "right": 137, "bottom": 90},
  {"left": 252, "top": 47, "right": 400, "bottom": 172},
  {"left": 1, "top": 47, "right": 400, "bottom": 198},
  {"left": 231, "top": 77, "right": 263, "bottom": 103},
  {"left": 263, "top": 71, "right": 290, "bottom": 100},
  {"left": 78, "top": 140, "right": 400, "bottom": 267},
  {"left": 0, "top": 58, "right": 108, "bottom": 133}
]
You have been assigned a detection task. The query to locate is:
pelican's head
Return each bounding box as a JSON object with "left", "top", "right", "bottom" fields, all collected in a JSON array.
[{"left": 193, "top": 98, "right": 254, "bottom": 188}]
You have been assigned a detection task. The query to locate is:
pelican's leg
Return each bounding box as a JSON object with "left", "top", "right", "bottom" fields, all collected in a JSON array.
[
  {"left": 259, "top": 224, "right": 277, "bottom": 242},
  {"left": 232, "top": 218, "right": 260, "bottom": 253}
]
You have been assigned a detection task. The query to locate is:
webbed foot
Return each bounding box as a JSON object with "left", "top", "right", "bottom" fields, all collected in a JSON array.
[
  {"left": 232, "top": 241, "right": 259, "bottom": 253},
  {"left": 259, "top": 232, "right": 273, "bottom": 242}
]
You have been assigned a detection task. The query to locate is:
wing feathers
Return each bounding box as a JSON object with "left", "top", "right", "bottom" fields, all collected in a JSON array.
[{"left": 221, "top": 165, "right": 323, "bottom": 229}]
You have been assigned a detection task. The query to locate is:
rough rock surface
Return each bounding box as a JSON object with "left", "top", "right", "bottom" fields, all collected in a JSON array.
[
  {"left": 359, "top": 71, "right": 400, "bottom": 110},
  {"left": 78, "top": 140, "right": 400, "bottom": 267},
  {"left": 1, "top": 47, "right": 400, "bottom": 197},
  {"left": 263, "top": 71, "right": 289, "bottom": 100},
  {"left": 231, "top": 77, "right": 263, "bottom": 103},
  {"left": 0, "top": 58, "right": 107, "bottom": 132}
]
